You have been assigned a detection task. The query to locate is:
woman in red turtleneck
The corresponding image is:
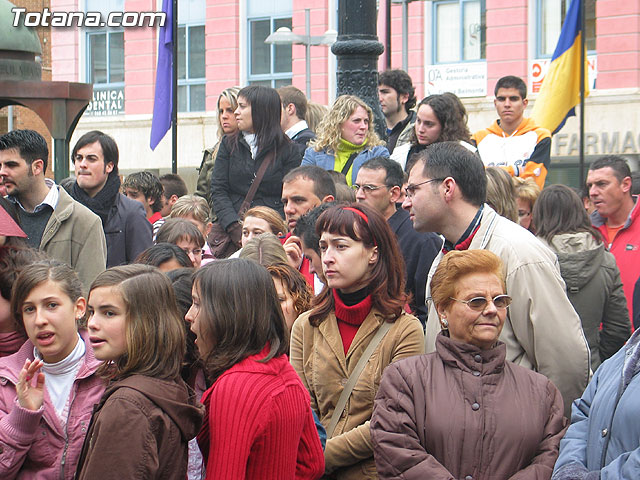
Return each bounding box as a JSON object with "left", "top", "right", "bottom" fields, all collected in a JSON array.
[{"left": 290, "top": 203, "right": 424, "bottom": 480}]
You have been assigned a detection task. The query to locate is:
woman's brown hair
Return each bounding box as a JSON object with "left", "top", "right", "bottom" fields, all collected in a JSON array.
[
  {"left": 239, "top": 232, "right": 288, "bottom": 266},
  {"left": 193, "top": 259, "right": 289, "bottom": 382},
  {"left": 89, "top": 264, "right": 185, "bottom": 381},
  {"left": 533, "top": 184, "right": 603, "bottom": 244},
  {"left": 267, "top": 263, "right": 313, "bottom": 320},
  {"left": 309, "top": 203, "right": 407, "bottom": 326},
  {"left": 12, "top": 260, "right": 84, "bottom": 334},
  {"left": 242, "top": 206, "right": 287, "bottom": 236},
  {"left": 156, "top": 218, "right": 205, "bottom": 248}
]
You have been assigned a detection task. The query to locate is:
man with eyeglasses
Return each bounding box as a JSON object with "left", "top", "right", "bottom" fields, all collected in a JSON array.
[
  {"left": 403, "top": 141, "right": 590, "bottom": 417},
  {"left": 355, "top": 157, "right": 441, "bottom": 326}
]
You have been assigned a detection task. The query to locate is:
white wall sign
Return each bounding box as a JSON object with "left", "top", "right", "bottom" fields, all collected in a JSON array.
[
  {"left": 86, "top": 87, "right": 124, "bottom": 116},
  {"left": 424, "top": 62, "right": 487, "bottom": 98}
]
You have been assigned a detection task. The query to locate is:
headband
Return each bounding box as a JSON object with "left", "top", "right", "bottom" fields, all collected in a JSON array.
[{"left": 342, "top": 207, "right": 377, "bottom": 246}]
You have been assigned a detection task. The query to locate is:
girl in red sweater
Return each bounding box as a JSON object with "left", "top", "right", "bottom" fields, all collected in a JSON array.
[{"left": 186, "top": 258, "right": 324, "bottom": 479}]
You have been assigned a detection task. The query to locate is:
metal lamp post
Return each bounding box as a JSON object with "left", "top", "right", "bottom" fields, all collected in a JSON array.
[
  {"left": 332, "top": 0, "right": 386, "bottom": 140},
  {"left": 265, "top": 9, "right": 337, "bottom": 98}
]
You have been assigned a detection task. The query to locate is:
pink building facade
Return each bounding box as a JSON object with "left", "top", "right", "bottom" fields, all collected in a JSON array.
[{"left": 48, "top": 0, "right": 640, "bottom": 186}]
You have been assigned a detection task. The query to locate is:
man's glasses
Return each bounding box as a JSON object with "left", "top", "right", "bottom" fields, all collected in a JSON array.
[
  {"left": 449, "top": 294, "right": 512, "bottom": 311},
  {"left": 404, "top": 178, "right": 444, "bottom": 198},
  {"left": 352, "top": 183, "right": 391, "bottom": 193}
]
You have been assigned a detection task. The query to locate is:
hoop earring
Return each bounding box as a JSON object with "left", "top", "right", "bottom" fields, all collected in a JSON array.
[{"left": 440, "top": 318, "right": 449, "bottom": 330}]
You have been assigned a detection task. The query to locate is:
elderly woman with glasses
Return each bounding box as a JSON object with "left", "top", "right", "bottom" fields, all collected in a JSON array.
[{"left": 371, "top": 249, "right": 568, "bottom": 480}]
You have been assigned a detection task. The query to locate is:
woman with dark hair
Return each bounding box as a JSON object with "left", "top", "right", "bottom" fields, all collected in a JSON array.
[
  {"left": 135, "top": 242, "right": 193, "bottom": 271},
  {"left": 371, "top": 250, "right": 567, "bottom": 479},
  {"left": 165, "top": 267, "right": 206, "bottom": 480},
  {"left": 533, "top": 184, "right": 630, "bottom": 370},
  {"left": 391, "top": 93, "right": 474, "bottom": 171},
  {"left": 186, "top": 259, "right": 324, "bottom": 479},
  {"left": 210, "top": 85, "right": 301, "bottom": 249},
  {"left": 290, "top": 203, "right": 424, "bottom": 479}
]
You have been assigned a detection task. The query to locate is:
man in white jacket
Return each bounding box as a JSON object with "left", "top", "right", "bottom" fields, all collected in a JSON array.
[{"left": 402, "top": 141, "right": 590, "bottom": 417}]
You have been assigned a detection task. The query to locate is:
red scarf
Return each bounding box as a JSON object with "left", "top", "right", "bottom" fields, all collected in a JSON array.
[{"left": 333, "top": 290, "right": 373, "bottom": 355}]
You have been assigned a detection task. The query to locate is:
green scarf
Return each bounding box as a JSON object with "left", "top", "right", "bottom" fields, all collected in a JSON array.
[{"left": 334, "top": 138, "right": 367, "bottom": 185}]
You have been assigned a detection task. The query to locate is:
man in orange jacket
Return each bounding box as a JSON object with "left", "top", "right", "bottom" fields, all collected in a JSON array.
[{"left": 472, "top": 75, "right": 551, "bottom": 189}]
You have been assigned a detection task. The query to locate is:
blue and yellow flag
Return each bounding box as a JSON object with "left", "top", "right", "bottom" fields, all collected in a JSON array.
[{"left": 531, "top": 0, "right": 589, "bottom": 134}]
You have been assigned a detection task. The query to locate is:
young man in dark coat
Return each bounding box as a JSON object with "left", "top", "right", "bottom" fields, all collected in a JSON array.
[{"left": 68, "top": 131, "right": 152, "bottom": 267}]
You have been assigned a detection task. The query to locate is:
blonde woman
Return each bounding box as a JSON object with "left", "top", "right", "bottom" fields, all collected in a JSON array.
[
  {"left": 514, "top": 177, "right": 541, "bottom": 233},
  {"left": 241, "top": 206, "right": 287, "bottom": 247},
  {"left": 486, "top": 166, "right": 519, "bottom": 223},
  {"left": 302, "top": 95, "right": 388, "bottom": 186},
  {"left": 196, "top": 87, "right": 241, "bottom": 204}
]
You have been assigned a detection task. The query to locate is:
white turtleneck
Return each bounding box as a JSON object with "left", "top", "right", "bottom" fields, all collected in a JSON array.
[
  {"left": 34, "top": 333, "right": 85, "bottom": 420},
  {"left": 243, "top": 131, "right": 258, "bottom": 159}
]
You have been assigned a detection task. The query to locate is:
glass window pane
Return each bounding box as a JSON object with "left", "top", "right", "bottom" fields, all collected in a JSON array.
[
  {"left": 463, "top": 1, "right": 481, "bottom": 60},
  {"left": 436, "top": 3, "right": 460, "bottom": 63},
  {"left": 178, "top": 85, "right": 188, "bottom": 112},
  {"left": 274, "top": 18, "right": 292, "bottom": 73},
  {"left": 178, "top": 26, "right": 186, "bottom": 80},
  {"left": 540, "top": 0, "right": 595, "bottom": 56},
  {"left": 540, "top": 0, "right": 564, "bottom": 56},
  {"left": 189, "top": 84, "right": 206, "bottom": 111},
  {"left": 89, "top": 33, "right": 107, "bottom": 84},
  {"left": 188, "top": 26, "right": 205, "bottom": 79},
  {"left": 274, "top": 78, "right": 292, "bottom": 89},
  {"left": 109, "top": 32, "right": 124, "bottom": 83},
  {"left": 249, "top": 79, "right": 272, "bottom": 87},
  {"left": 251, "top": 20, "right": 270, "bottom": 75},
  {"left": 585, "top": 0, "right": 595, "bottom": 51}
]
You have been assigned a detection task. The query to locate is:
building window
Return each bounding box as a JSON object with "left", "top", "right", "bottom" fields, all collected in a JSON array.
[
  {"left": 248, "top": 16, "right": 292, "bottom": 87},
  {"left": 87, "top": 30, "right": 124, "bottom": 85},
  {"left": 537, "top": 0, "right": 596, "bottom": 57},
  {"left": 176, "top": 0, "right": 206, "bottom": 112},
  {"left": 433, "top": 0, "right": 485, "bottom": 64},
  {"left": 177, "top": 24, "right": 206, "bottom": 112},
  {"left": 85, "top": 0, "right": 125, "bottom": 88}
]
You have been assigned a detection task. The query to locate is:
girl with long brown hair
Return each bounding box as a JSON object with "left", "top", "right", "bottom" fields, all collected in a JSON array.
[
  {"left": 186, "top": 259, "right": 324, "bottom": 479},
  {"left": 75, "top": 265, "right": 204, "bottom": 479}
]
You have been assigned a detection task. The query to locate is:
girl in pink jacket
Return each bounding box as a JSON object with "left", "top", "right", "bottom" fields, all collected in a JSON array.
[{"left": 0, "top": 261, "right": 105, "bottom": 479}]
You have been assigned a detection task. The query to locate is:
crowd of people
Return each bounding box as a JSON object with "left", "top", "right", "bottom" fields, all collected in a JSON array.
[{"left": 0, "top": 69, "right": 638, "bottom": 479}]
